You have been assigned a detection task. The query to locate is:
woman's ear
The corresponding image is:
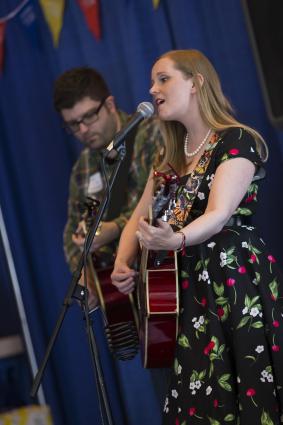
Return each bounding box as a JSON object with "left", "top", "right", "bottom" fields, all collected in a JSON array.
[
  {"left": 196, "top": 73, "right": 204, "bottom": 87},
  {"left": 191, "top": 73, "right": 204, "bottom": 93}
]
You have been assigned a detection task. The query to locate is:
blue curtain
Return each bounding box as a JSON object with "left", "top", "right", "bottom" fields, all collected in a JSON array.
[{"left": 0, "top": 1, "right": 282, "bottom": 424}]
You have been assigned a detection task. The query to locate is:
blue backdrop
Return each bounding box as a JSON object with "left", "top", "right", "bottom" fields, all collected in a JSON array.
[{"left": 0, "top": 1, "right": 283, "bottom": 425}]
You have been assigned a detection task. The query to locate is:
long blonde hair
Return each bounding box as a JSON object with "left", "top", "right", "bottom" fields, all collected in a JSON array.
[{"left": 155, "top": 50, "right": 268, "bottom": 173}]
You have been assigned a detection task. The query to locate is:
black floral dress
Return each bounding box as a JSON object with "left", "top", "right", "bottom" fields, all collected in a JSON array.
[{"left": 163, "top": 128, "right": 283, "bottom": 425}]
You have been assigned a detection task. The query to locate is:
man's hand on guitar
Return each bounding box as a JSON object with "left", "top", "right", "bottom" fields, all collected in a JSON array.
[
  {"left": 111, "top": 262, "right": 137, "bottom": 295},
  {"left": 72, "top": 221, "right": 119, "bottom": 252},
  {"left": 136, "top": 216, "right": 183, "bottom": 251},
  {"left": 91, "top": 221, "right": 120, "bottom": 251}
]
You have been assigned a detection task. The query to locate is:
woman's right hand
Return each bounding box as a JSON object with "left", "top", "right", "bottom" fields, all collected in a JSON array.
[{"left": 111, "top": 261, "right": 137, "bottom": 295}]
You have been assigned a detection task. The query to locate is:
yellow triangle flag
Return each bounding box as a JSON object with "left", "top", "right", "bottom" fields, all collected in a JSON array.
[
  {"left": 153, "top": 0, "right": 160, "bottom": 9},
  {"left": 39, "top": 0, "right": 65, "bottom": 46}
]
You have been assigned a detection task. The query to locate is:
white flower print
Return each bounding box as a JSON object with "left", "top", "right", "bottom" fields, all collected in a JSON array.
[
  {"left": 172, "top": 389, "right": 178, "bottom": 398},
  {"left": 242, "top": 241, "right": 248, "bottom": 248},
  {"left": 220, "top": 251, "right": 227, "bottom": 267},
  {"left": 192, "top": 317, "right": 197, "bottom": 322},
  {"left": 206, "top": 173, "right": 215, "bottom": 189},
  {"left": 197, "top": 191, "right": 205, "bottom": 200},
  {"left": 163, "top": 397, "right": 169, "bottom": 413},
  {"left": 255, "top": 345, "right": 264, "bottom": 354},
  {"left": 267, "top": 374, "right": 274, "bottom": 383},
  {"left": 189, "top": 382, "right": 196, "bottom": 390},
  {"left": 177, "top": 364, "right": 182, "bottom": 375},
  {"left": 198, "top": 270, "right": 211, "bottom": 284},
  {"left": 261, "top": 370, "right": 269, "bottom": 378},
  {"left": 250, "top": 146, "right": 255, "bottom": 152},
  {"left": 178, "top": 407, "right": 181, "bottom": 413},
  {"left": 195, "top": 380, "right": 202, "bottom": 389},
  {"left": 207, "top": 242, "right": 216, "bottom": 249},
  {"left": 206, "top": 386, "right": 212, "bottom": 395},
  {"left": 193, "top": 322, "right": 201, "bottom": 329},
  {"left": 202, "top": 270, "right": 209, "bottom": 281},
  {"left": 237, "top": 376, "right": 241, "bottom": 383},
  {"left": 250, "top": 307, "right": 259, "bottom": 317},
  {"left": 242, "top": 307, "right": 248, "bottom": 315},
  {"left": 242, "top": 225, "right": 254, "bottom": 231},
  {"left": 199, "top": 316, "right": 205, "bottom": 324}
]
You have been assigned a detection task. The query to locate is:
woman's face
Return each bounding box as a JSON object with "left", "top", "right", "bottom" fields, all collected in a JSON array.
[{"left": 150, "top": 57, "right": 194, "bottom": 122}]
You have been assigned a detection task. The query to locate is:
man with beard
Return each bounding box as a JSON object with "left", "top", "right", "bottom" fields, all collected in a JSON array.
[{"left": 53, "top": 67, "right": 163, "bottom": 309}]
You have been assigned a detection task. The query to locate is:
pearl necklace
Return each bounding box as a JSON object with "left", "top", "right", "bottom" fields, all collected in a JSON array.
[{"left": 184, "top": 128, "right": 212, "bottom": 158}]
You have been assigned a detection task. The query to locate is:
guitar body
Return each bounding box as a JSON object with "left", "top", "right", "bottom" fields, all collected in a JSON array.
[
  {"left": 137, "top": 248, "right": 179, "bottom": 368},
  {"left": 89, "top": 258, "right": 139, "bottom": 361}
]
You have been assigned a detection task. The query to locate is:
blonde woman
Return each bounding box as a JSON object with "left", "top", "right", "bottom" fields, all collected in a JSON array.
[{"left": 112, "top": 50, "right": 283, "bottom": 424}]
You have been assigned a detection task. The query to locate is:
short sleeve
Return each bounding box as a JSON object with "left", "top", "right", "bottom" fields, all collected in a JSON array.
[{"left": 215, "top": 127, "right": 263, "bottom": 169}]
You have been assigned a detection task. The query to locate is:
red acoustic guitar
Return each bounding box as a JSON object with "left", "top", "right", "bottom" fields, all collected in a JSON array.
[{"left": 137, "top": 171, "right": 180, "bottom": 368}]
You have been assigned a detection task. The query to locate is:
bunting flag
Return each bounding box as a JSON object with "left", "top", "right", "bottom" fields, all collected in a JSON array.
[
  {"left": 0, "top": 22, "right": 6, "bottom": 73},
  {"left": 152, "top": 0, "right": 161, "bottom": 9},
  {"left": 17, "top": 0, "right": 40, "bottom": 48},
  {"left": 77, "top": 0, "right": 101, "bottom": 40},
  {"left": 39, "top": 0, "right": 65, "bottom": 47}
]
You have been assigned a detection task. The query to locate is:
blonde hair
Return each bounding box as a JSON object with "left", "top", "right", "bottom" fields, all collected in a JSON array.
[{"left": 155, "top": 50, "right": 268, "bottom": 173}]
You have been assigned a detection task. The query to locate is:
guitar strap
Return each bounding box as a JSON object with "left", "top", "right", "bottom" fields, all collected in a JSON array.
[{"left": 167, "top": 132, "right": 220, "bottom": 229}]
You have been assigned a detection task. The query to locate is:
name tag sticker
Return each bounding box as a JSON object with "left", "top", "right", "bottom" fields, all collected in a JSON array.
[{"left": 88, "top": 172, "right": 103, "bottom": 194}]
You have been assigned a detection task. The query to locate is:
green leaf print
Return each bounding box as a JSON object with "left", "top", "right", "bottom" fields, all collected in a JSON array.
[
  {"left": 204, "top": 258, "right": 210, "bottom": 268},
  {"left": 211, "top": 336, "right": 219, "bottom": 351},
  {"left": 221, "top": 153, "right": 229, "bottom": 162},
  {"left": 215, "top": 296, "right": 229, "bottom": 306},
  {"left": 198, "top": 369, "right": 206, "bottom": 380},
  {"left": 237, "top": 316, "right": 250, "bottom": 329},
  {"left": 227, "top": 247, "right": 236, "bottom": 256},
  {"left": 195, "top": 260, "right": 202, "bottom": 272},
  {"left": 234, "top": 207, "right": 252, "bottom": 216},
  {"left": 218, "top": 374, "right": 232, "bottom": 391},
  {"left": 213, "top": 281, "right": 224, "bottom": 296},
  {"left": 245, "top": 295, "right": 260, "bottom": 309},
  {"left": 251, "top": 321, "right": 264, "bottom": 329},
  {"left": 180, "top": 270, "right": 189, "bottom": 278},
  {"left": 181, "top": 422, "right": 186, "bottom": 425},
  {"left": 208, "top": 416, "right": 221, "bottom": 425},
  {"left": 178, "top": 334, "right": 191, "bottom": 348},
  {"left": 224, "top": 414, "right": 235, "bottom": 422},
  {"left": 269, "top": 279, "right": 278, "bottom": 300},
  {"left": 261, "top": 410, "right": 274, "bottom": 425},
  {"left": 174, "top": 358, "right": 179, "bottom": 375}
]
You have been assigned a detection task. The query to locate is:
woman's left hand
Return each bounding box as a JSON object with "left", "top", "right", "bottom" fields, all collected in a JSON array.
[{"left": 136, "top": 217, "right": 181, "bottom": 251}]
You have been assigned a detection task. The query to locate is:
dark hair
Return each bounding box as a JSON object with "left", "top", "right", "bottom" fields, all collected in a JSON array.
[{"left": 53, "top": 67, "right": 111, "bottom": 112}]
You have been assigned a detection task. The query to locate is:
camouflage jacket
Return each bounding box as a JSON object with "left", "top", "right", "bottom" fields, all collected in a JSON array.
[{"left": 63, "top": 110, "right": 164, "bottom": 272}]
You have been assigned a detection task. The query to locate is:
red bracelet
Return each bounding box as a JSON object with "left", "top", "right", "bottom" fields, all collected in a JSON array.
[{"left": 176, "top": 231, "right": 186, "bottom": 252}]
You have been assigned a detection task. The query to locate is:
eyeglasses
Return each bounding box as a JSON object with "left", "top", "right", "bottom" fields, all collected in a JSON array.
[{"left": 63, "top": 98, "right": 106, "bottom": 134}]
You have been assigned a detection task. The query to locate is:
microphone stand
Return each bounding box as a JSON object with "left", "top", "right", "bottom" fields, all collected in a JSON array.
[{"left": 31, "top": 143, "right": 127, "bottom": 425}]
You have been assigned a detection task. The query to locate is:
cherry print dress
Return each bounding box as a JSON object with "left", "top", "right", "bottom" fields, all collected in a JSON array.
[{"left": 162, "top": 127, "right": 283, "bottom": 425}]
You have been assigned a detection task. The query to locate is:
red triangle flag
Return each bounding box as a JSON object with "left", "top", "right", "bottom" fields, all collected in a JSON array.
[
  {"left": 0, "top": 22, "right": 6, "bottom": 73},
  {"left": 77, "top": 0, "right": 101, "bottom": 40}
]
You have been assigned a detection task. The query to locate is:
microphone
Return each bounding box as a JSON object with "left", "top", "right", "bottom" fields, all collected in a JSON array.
[{"left": 105, "top": 102, "right": 154, "bottom": 153}]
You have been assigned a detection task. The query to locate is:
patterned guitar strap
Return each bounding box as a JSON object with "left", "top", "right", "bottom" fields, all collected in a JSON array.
[{"left": 155, "top": 132, "right": 220, "bottom": 231}]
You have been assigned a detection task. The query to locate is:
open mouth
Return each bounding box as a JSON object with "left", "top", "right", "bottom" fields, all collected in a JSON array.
[{"left": 155, "top": 98, "right": 165, "bottom": 106}]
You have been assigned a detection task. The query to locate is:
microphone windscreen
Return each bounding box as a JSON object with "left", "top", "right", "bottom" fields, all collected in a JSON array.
[{"left": 137, "top": 102, "right": 154, "bottom": 118}]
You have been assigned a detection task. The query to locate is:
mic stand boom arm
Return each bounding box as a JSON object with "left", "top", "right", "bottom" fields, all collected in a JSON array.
[{"left": 31, "top": 143, "right": 127, "bottom": 425}]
